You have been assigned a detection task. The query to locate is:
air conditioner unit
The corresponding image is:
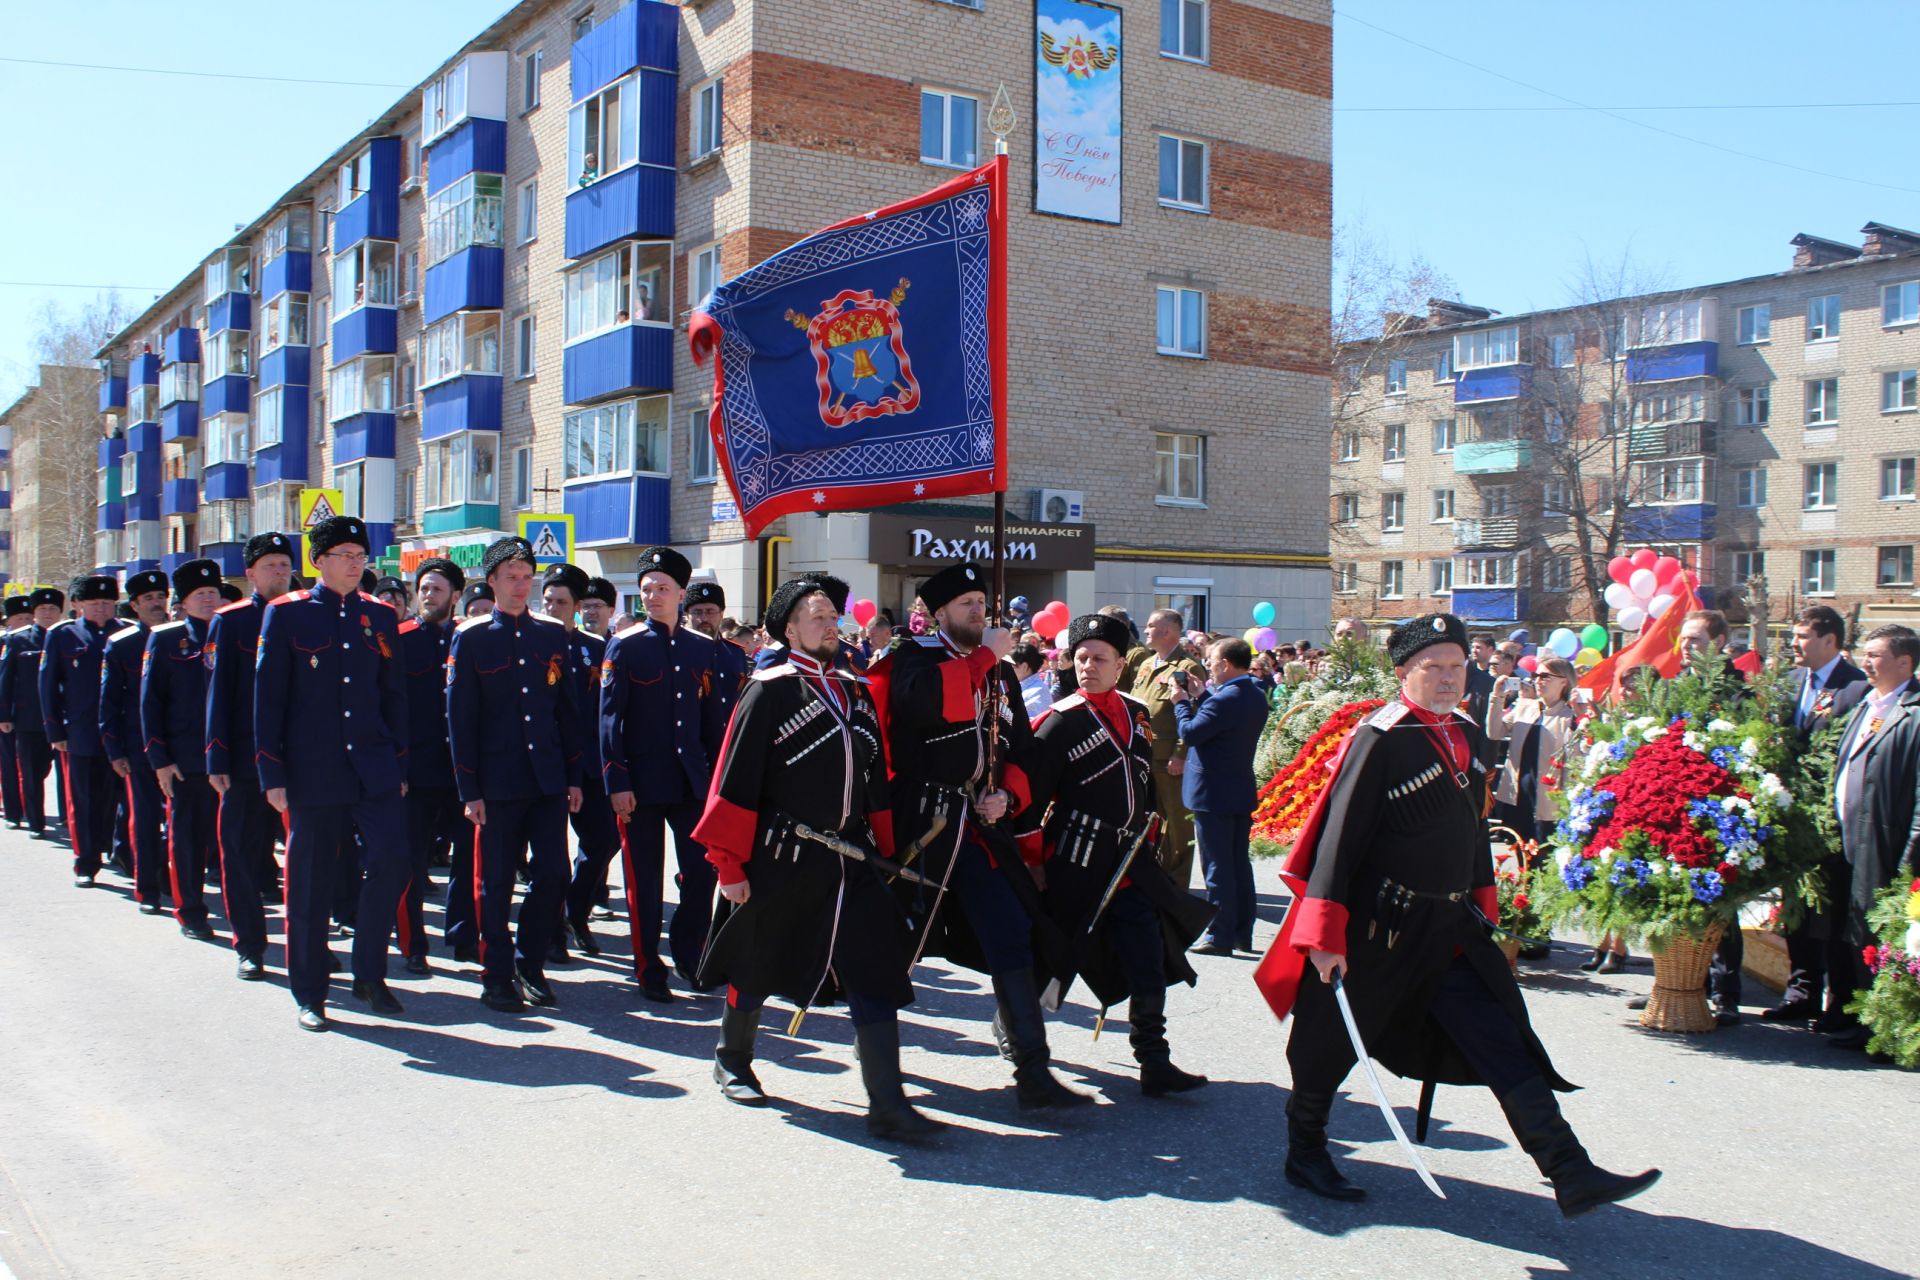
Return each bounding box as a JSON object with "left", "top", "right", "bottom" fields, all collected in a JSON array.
[{"left": 1032, "top": 488, "right": 1084, "bottom": 523}]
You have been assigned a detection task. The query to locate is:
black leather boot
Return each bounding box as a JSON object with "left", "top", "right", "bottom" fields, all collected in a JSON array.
[
  {"left": 1130, "top": 986, "right": 1208, "bottom": 1096},
  {"left": 1497, "top": 1077, "right": 1660, "bottom": 1217},
  {"left": 712, "top": 1002, "right": 769, "bottom": 1106},
  {"left": 856, "top": 1021, "right": 945, "bottom": 1142},
  {"left": 993, "top": 969, "right": 1094, "bottom": 1109},
  {"left": 1283, "top": 1089, "right": 1366, "bottom": 1201}
]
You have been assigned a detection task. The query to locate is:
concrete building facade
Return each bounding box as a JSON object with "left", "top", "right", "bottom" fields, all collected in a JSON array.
[{"left": 0, "top": 364, "right": 98, "bottom": 590}]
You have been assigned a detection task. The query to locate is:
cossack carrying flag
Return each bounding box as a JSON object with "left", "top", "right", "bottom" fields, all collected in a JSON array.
[{"left": 689, "top": 156, "right": 1009, "bottom": 537}]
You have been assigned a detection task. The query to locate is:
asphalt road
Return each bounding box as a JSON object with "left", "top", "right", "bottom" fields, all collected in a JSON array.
[{"left": 1, "top": 814, "right": 1915, "bottom": 1280}]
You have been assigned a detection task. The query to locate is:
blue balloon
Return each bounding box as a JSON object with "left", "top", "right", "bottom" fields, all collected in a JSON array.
[
  {"left": 1251, "top": 600, "right": 1277, "bottom": 627},
  {"left": 1548, "top": 628, "right": 1580, "bottom": 659}
]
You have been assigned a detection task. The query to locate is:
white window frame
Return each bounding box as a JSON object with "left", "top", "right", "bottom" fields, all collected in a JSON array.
[
  {"left": 919, "top": 88, "right": 979, "bottom": 169},
  {"left": 1879, "top": 545, "right": 1915, "bottom": 587},
  {"left": 204, "top": 330, "right": 251, "bottom": 381},
  {"left": 259, "top": 293, "right": 309, "bottom": 356},
  {"left": 422, "top": 60, "right": 471, "bottom": 146},
  {"left": 331, "top": 239, "right": 397, "bottom": 315},
  {"left": 1542, "top": 478, "right": 1570, "bottom": 516},
  {"left": 1161, "top": 0, "right": 1208, "bottom": 63},
  {"left": 1337, "top": 430, "right": 1360, "bottom": 463},
  {"left": 338, "top": 146, "right": 373, "bottom": 209},
  {"left": 262, "top": 208, "right": 312, "bottom": 264},
  {"left": 425, "top": 173, "right": 504, "bottom": 266},
  {"left": 1732, "top": 550, "right": 1765, "bottom": 583},
  {"left": 569, "top": 72, "right": 639, "bottom": 189},
  {"left": 517, "top": 179, "right": 539, "bottom": 245},
  {"left": 159, "top": 362, "right": 201, "bottom": 407},
  {"left": 203, "top": 246, "right": 250, "bottom": 304},
  {"left": 692, "top": 76, "right": 724, "bottom": 161},
  {"left": 1154, "top": 430, "right": 1206, "bottom": 505},
  {"left": 1805, "top": 377, "right": 1838, "bottom": 426},
  {"left": 335, "top": 461, "right": 366, "bottom": 518},
  {"left": 1803, "top": 548, "right": 1837, "bottom": 596},
  {"left": 253, "top": 389, "right": 284, "bottom": 450},
  {"left": 1548, "top": 333, "right": 1575, "bottom": 368},
  {"left": 563, "top": 396, "right": 670, "bottom": 482},
  {"left": 522, "top": 48, "right": 543, "bottom": 113},
  {"left": 1541, "top": 555, "right": 1573, "bottom": 593},
  {"left": 1432, "top": 348, "right": 1453, "bottom": 382},
  {"left": 688, "top": 407, "right": 717, "bottom": 483},
  {"left": 1461, "top": 555, "right": 1518, "bottom": 589},
  {"left": 201, "top": 412, "right": 250, "bottom": 468},
  {"left": 1735, "top": 385, "right": 1771, "bottom": 426},
  {"left": 1334, "top": 562, "right": 1357, "bottom": 594},
  {"left": 1156, "top": 134, "right": 1209, "bottom": 211},
  {"left": 1155, "top": 286, "right": 1206, "bottom": 358},
  {"left": 1735, "top": 466, "right": 1766, "bottom": 508},
  {"left": 1381, "top": 491, "right": 1405, "bottom": 532},
  {"left": 1481, "top": 484, "right": 1513, "bottom": 518},
  {"left": 1881, "top": 456, "right": 1916, "bottom": 502},
  {"left": 1804, "top": 462, "right": 1839, "bottom": 511},
  {"left": 511, "top": 444, "right": 533, "bottom": 508},
  {"left": 1431, "top": 487, "right": 1455, "bottom": 523},
  {"left": 1453, "top": 326, "right": 1520, "bottom": 371},
  {"left": 1883, "top": 369, "right": 1918, "bottom": 413},
  {"left": 422, "top": 430, "right": 499, "bottom": 510},
  {"left": 1430, "top": 558, "right": 1453, "bottom": 596},
  {"left": 1737, "top": 303, "right": 1771, "bottom": 345},
  {"left": 1808, "top": 293, "right": 1841, "bottom": 342},
  {"left": 418, "top": 312, "right": 502, "bottom": 388},
  {"left": 564, "top": 242, "right": 672, "bottom": 343},
  {"left": 1633, "top": 299, "right": 1704, "bottom": 347},
  {"left": 1884, "top": 280, "right": 1920, "bottom": 328},
  {"left": 1383, "top": 423, "right": 1405, "bottom": 461},
  {"left": 1431, "top": 418, "right": 1456, "bottom": 453},
  {"left": 1385, "top": 358, "right": 1407, "bottom": 396},
  {"left": 1380, "top": 560, "right": 1404, "bottom": 599},
  {"left": 515, "top": 314, "right": 536, "bottom": 380},
  {"left": 327, "top": 355, "right": 396, "bottom": 422},
  {"left": 1335, "top": 493, "right": 1359, "bottom": 525}
]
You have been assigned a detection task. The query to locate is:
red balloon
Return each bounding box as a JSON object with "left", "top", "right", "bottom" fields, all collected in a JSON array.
[
  {"left": 1607, "top": 556, "right": 1635, "bottom": 585},
  {"left": 1630, "top": 548, "right": 1658, "bottom": 571},
  {"left": 1032, "top": 611, "right": 1065, "bottom": 640},
  {"left": 850, "top": 598, "right": 878, "bottom": 628},
  {"left": 1517, "top": 655, "right": 1539, "bottom": 674},
  {"left": 1653, "top": 555, "right": 1683, "bottom": 585},
  {"left": 1044, "top": 600, "right": 1068, "bottom": 620}
]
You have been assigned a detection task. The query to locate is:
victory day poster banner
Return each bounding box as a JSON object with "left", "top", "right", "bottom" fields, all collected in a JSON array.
[{"left": 1034, "top": 0, "right": 1122, "bottom": 223}]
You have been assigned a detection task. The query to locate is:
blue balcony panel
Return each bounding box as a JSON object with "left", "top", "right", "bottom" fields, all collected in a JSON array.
[
  {"left": 331, "top": 307, "right": 398, "bottom": 361},
  {"left": 253, "top": 436, "right": 310, "bottom": 487},
  {"left": 161, "top": 479, "right": 198, "bottom": 517},
  {"left": 126, "top": 559, "right": 160, "bottom": 575},
  {"left": 163, "top": 328, "right": 200, "bottom": 365},
  {"left": 1626, "top": 341, "right": 1718, "bottom": 385},
  {"left": 564, "top": 164, "right": 675, "bottom": 259},
  {"left": 1449, "top": 587, "right": 1526, "bottom": 625},
  {"left": 202, "top": 544, "right": 247, "bottom": 577},
  {"left": 130, "top": 353, "right": 161, "bottom": 387},
  {"left": 97, "top": 501, "right": 126, "bottom": 533},
  {"left": 421, "top": 375, "right": 504, "bottom": 440},
  {"left": 423, "top": 247, "right": 505, "bottom": 323},
  {"left": 1453, "top": 364, "right": 1530, "bottom": 406},
  {"left": 566, "top": 473, "right": 669, "bottom": 546},
  {"left": 160, "top": 401, "right": 201, "bottom": 442},
  {"left": 0, "top": 491, "right": 9, "bottom": 511},
  {"left": 422, "top": 503, "right": 501, "bottom": 536},
  {"left": 203, "top": 373, "right": 251, "bottom": 417},
  {"left": 97, "top": 435, "right": 126, "bottom": 468},
  {"left": 161, "top": 551, "right": 196, "bottom": 575},
  {"left": 1452, "top": 439, "right": 1532, "bottom": 475},
  {"left": 261, "top": 250, "right": 312, "bottom": 301},
  {"left": 99, "top": 374, "right": 127, "bottom": 412},
  {"left": 127, "top": 491, "right": 161, "bottom": 523},
  {"left": 1623, "top": 502, "right": 1715, "bottom": 543},
  {"left": 563, "top": 324, "right": 674, "bottom": 404},
  {"left": 425, "top": 117, "right": 508, "bottom": 195},
  {"left": 259, "top": 345, "right": 312, "bottom": 391},
  {"left": 127, "top": 422, "right": 160, "bottom": 453},
  {"left": 203, "top": 461, "right": 250, "bottom": 502},
  {"left": 364, "top": 523, "right": 394, "bottom": 560},
  {"left": 331, "top": 137, "right": 402, "bottom": 251},
  {"left": 333, "top": 412, "right": 397, "bottom": 465},
  {"left": 207, "top": 293, "right": 252, "bottom": 336},
  {"left": 571, "top": 1, "right": 678, "bottom": 100},
  {"left": 122, "top": 449, "right": 160, "bottom": 495}
]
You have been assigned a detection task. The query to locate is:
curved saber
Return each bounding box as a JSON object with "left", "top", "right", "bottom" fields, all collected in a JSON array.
[{"left": 1331, "top": 974, "right": 1447, "bottom": 1200}]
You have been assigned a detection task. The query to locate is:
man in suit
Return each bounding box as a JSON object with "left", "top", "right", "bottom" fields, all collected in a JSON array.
[
  {"left": 1135, "top": 608, "right": 1206, "bottom": 889},
  {"left": 1763, "top": 604, "right": 1869, "bottom": 1026},
  {"left": 1462, "top": 632, "right": 1498, "bottom": 732},
  {"left": 1826, "top": 624, "right": 1920, "bottom": 1050},
  {"left": 1174, "top": 636, "right": 1271, "bottom": 954}
]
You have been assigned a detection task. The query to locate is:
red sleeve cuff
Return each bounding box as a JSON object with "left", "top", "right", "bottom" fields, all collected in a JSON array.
[
  {"left": 940, "top": 656, "right": 981, "bottom": 723},
  {"left": 694, "top": 794, "right": 757, "bottom": 886},
  {"left": 1473, "top": 885, "right": 1499, "bottom": 922},
  {"left": 1002, "top": 762, "right": 1032, "bottom": 817},
  {"left": 868, "top": 808, "right": 895, "bottom": 860},
  {"left": 1289, "top": 897, "right": 1351, "bottom": 957}
]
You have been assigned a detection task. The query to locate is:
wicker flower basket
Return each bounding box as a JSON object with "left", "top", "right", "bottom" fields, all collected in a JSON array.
[
  {"left": 1498, "top": 937, "right": 1522, "bottom": 969},
  {"left": 1640, "top": 922, "right": 1727, "bottom": 1033}
]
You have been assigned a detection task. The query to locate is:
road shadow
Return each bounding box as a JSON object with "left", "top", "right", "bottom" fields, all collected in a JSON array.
[{"left": 327, "top": 1016, "right": 687, "bottom": 1098}]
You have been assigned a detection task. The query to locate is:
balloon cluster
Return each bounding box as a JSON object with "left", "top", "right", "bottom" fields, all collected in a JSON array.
[
  {"left": 1602, "top": 549, "right": 1686, "bottom": 634},
  {"left": 1544, "top": 622, "right": 1613, "bottom": 671},
  {"left": 1243, "top": 601, "right": 1278, "bottom": 651},
  {"left": 1029, "top": 599, "right": 1072, "bottom": 641}
]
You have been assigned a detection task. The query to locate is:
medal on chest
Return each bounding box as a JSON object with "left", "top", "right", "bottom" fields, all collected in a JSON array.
[{"left": 546, "top": 652, "right": 562, "bottom": 686}]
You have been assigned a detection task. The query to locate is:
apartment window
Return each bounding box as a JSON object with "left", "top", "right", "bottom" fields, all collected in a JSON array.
[
  {"left": 1804, "top": 462, "right": 1839, "bottom": 510},
  {"left": 397, "top": 469, "right": 416, "bottom": 524},
  {"left": 1431, "top": 418, "right": 1456, "bottom": 453},
  {"left": 1381, "top": 492, "right": 1405, "bottom": 532},
  {"left": 1600, "top": 401, "right": 1622, "bottom": 436},
  {"left": 1807, "top": 293, "right": 1841, "bottom": 341},
  {"left": 159, "top": 362, "right": 201, "bottom": 406},
  {"left": 1543, "top": 406, "right": 1568, "bottom": 442},
  {"left": 1385, "top": 359, "right": 1407, "bottom": 396},
  {"left": 1805, "top": 377, "right": 1838, "bottom": 426},
  {"left": 422, "top": 432, "right": 498, "bottom": 509},
  {"left": 1155, "top": 286, "right": 1206, "bottom": 357},
  {"left": 1453, "top": 326, "right": 1519, "bottom": 370},
  {"left": 1880, "top": 545, "right": 1915, "bottom": 587},
  {"left": 512, "top": 445, "right": 532, "bottom": 508},
  {"left": 522, "top": 48, "right": 543, "bottom": 112},
  {"left": 1335, "top": 493, "right": 1359, "bottom": 524},
  {"left": 565, "top": 242, "right": 672, "bottom": 340},
  {"left": 418, "top": 312, "right": 501, "bottom": 387},
  {"left": 422, "top": 60, "right": 471, "bottom": 144},
  {"left": 1737, "top": 303, "right": 1771, "bottom": 345},
  {"left": 1433, "top": 348, "right": 1454, "bottom": 382},
  {"left": 1884, "top": 280, "right": 1920, "bottom": 327},
  {"left": 1383, "top": 423, "right": 1405, "bottom": 461},
  {"left": 1462, "top": 555, "right": 1517, "bottom": 588},
  {"left": 1732, "top": 550, "right": 1765, "bottom": 583},
  {"left": 1155, "top": 430, "right": 1206, "bottom": 503},
  {"left": 919, "top": 89, "right": 978, "bottom": 169},
  {"left": 1542, "top": 478, "right": 1570, "bottom": 515},
  {"left": 262, "top": 207, "right": 311, "bottom": 263},
  {"left": 692, "top": 76, "right": 725, "bottom": 160},
  {"left": 1156, "top": 135, "right": 1208, "bottom": 209},
  {"left": 564, "top": 397, "right": 670, "bottom": 480},
  {"left": 1481, "top": 484, "right": 1512, "bottom": 518},
  {"left": 516, "top": 179, "right": 539, "bottom": 245},
  {"left": 253, "top": 389, "right": 284, "bottom": 449},
  {"left": 1548, "top": 333, "right": 1575, "bottom": 368},
  {"left": 1337, "top": 430, "right": 1360, "bottom": 462},
  {"left": 569, "top": 73, "right": 639, "bottom": 187},
  {"left": 1803, "top": 548, "right": 1837, "bottom": 595},
  {"left": 690, "top": 242, "right": 721, "bottom": 310},
  {"left": 572, "top": 11, "right": 593, "bottom": 39},
  {"left": 335, "top": 461, "right": 365, "bottom": 518},
  {"left": 1882, "top": 456, "right": 1916, "bottom": 500},
  {"left": 1883, "top": 369, "right": 1918, "bottom": 413},
  {"left": 201, "top": 413, "right": 250, "bottom": 467},
  {"left": 1637, "top": 459, "right": 1704, "bottom": 503},
  {"left": 1430, "top": 559, "right": 1453, "bottom": 595},
  {"left": 1734, "top": 385, "right": 1770, "bottom": 426},
  {"left": 1380, "top": 560, "right": 1404, "bottom": 598},
  {"left": 1334, "top": 562, "right": 1357, "bottom": 594},
  {"left": 689, "top": 408, "right": 717, "bottom": 482},
  {"left": 1431, "top": 488, "right": 1455, "bottom": 522},
  {"left": 1735, "top": 466, "right": 1766, "bottom": 508},
  {"left": 259, "top": 293, "right": 309, "bottom": 355},
  {"left": 1605, "top": 315, "right": 1630, "bottom": 361},
  {"left": 203, "top": 246, "right": 250, "bottom": 303},
  {"left": 331, "top": 239, "right": 396, "bottom": 313},
  {"left": 399, "top": 358, "right": 415, "bottom": 409},
  {"left": 1539, "top": 555, "right": 1571, "bottom": 592},
  {"left": 1161, "top": 0, "right": 1208, "bottom": 61},
  {"left": 1634, "top": 299, "right": 1703, "bottom": 346},
  {"left": 204, "top": 330, "right": 251, "bottom": 380},
  {"left": 515, "top": 315, "right": 536, "bottom": 379},
  {"left": 326, "top": 355, "right": 395, "bottom": 421},
  {"left": 338, "top": 147, "right": 373, "bottom": 207},
  {"left": 425, "top": 173, "right": 503, "bottom": 265}
]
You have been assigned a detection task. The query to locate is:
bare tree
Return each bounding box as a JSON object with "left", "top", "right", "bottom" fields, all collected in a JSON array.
[{"left": 21, "top": 294, "right": 133, "bottom": 584}]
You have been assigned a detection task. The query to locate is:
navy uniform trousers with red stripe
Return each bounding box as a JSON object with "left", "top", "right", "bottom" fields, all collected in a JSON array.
[{"left": 141, "top": 618, "right": 217, "bottom": 931}]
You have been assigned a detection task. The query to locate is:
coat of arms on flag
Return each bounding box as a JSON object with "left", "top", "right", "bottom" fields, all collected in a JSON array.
[{"left": 690, "top": 157, "right": 1008, "bottom": 537}]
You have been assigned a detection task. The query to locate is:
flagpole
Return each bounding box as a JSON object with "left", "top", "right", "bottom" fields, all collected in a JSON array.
[{"left": 987, "top": 85, "right": 1014, "bottom": 629}]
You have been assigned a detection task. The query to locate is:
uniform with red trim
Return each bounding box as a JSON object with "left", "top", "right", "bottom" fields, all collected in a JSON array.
[
  {"left": 1012, "top": 612, "right": 1214, "bottom": 1097},
  {"left": 446, "top": 536, "right": 586, "bottom": 1013},
  {"left": 254, "top": 516, "right": 413, "bottom": 1032},
  {"left": 0, "top": 595, "right": 30, "bottom": 827},
  {"left": 690, "top": 573, "right": 940, "bottom": 1141},
  {"left": 40, "top": 575, "right": 126, "bottom": 886},
  {"left": 597, "top": 545, "right": 731, "bottom": 1000},
  {"left": 1257, "top": 612, "right": 1657, "bottom": 1218},
  {"left": 538, "top": 562, "right": 617, "bottom": 963},
  {"left": 99, "top": 572, "right": 169, "bottom": 910},
  {"left": 397, "top": 557, "right": 473, "bottom": 967},
  {"left": 140, "top": 561, "right": 224, "bottom": 940},
  {"left": 0, "top": 586, "right": 63, "bottom": 836}
]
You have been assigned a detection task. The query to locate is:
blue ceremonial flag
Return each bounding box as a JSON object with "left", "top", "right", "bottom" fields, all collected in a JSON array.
[{"left": 689, "top": 157, "right": 1009, "bottom": 537}]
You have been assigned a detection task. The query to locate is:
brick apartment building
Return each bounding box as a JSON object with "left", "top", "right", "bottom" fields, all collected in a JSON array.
[
  {"left": 1331, "top": 223, "right": 1920, "bottom": 644},
  {"left": 0, "top": 364, "right": 98, "bottom": 590},
  {"left": 91, "top": 0, "right": 1332, "bottom": 634}
]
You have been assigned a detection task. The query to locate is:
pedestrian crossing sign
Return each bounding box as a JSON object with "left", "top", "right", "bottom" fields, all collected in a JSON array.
[
  {"left": 517, "top": 513, "right": 574, "bottom": 566},
  {"left": 298, "top": 487, "right": 345, "bottom": 578}
]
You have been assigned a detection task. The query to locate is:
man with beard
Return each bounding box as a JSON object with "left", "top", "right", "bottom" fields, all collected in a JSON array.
[
  {"left": 41, "top": 575, "right": 125, "bottom": 888},
  {"left": 540, "top": 562, "right": 619, "bottom": 962},
  {"left": 0, "top": 594, "right": 32, "bottom": 828},
  {"left": 1256, "top": 613, "right": 1659, "bottom": 1216},
  {"left": 396, "top": 556, "right": 470, "bottom": 971},
  {"left": 141, "top": 560, "right": 225, "bottom": 942},
  {"left": 205, "top": 532, "right": 298, "bottom": 979},
  {"left": 866, "top": 562, "right": 1086, "bottom": 1110},
  {"left": 100, "top": 571, "right": 171, "bottom": 911},
  {"left": 693, "top": 574, "right": 941, "bottom": 1141},
  {"left": 0, "top": 587, "right": 65, "bottom": 838}
]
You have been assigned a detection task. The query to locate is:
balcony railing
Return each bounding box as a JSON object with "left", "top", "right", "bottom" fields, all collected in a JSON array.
[
  {"left": 1453, "top": 515, "right": 1521, "bottom": 548},
  {"left": 1627, "top": 420, "right": 1717, "bottom": 460}
]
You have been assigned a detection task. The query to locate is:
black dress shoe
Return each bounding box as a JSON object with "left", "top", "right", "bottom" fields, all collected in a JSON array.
[
  {"left": 1191, "top": 940, "right": 1236, "bottom": 958},
  {"left": 352, "top": 980, "right": 404, "bottom": 1016},
  {"left": 1713, "top": 1004, "right": 1742, "bottom": 1027},
  {"left": 568, "top": 920, "right": 602, "bottom": 957},
  {"left": 180, "top": 922, "right": 216, "bottom": 942},
  {"left": 517, "top": 967, "right": 558, "bottom": 1007},
  {"left": 237, "top": 955, "right": 266, "bottom": 981},
  {"left": 1827, "top": 1025, "right": 1872, "bottom": 1051},
  {"left": 1141, "top": 1061, "right": 1210, "bottom": 1096},
  {"left": 1594, "top": 952, "right": 1628, "bottom": 974},
  {"left": 637, "top": 980, "right": 676, "bottom": 1004},
  {"left": 481, "top": 982, "right": 527, "bottom": 1013},
  {"left": 453, "top": 944, "right": 480, "bottom": 965},
  {"left": 1285, "top": 1147, "right": 1366, "bottom": 1201},
  {"left": 404, "top": 954, "right": 430, "bottom": 976},
  {"left": 1761, "top": 997, "right": 1817, "bottom": 1022},
  {"left": 138, "top": 901, "right": 163, "bottom": 915},
  {"left": 545, "top": 939, "right": 573, "bottom": 966},
  {"left": 73, "top": 874, "right": 94, "bottom": 889},
  {"left": 298, "top": 1007, "right": 329, "bottom": 1033}
]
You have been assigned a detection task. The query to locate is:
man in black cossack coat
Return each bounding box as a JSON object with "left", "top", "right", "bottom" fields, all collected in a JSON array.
[
  {"left": 1255, "top": 612, "right": 1660, "bottom": 1217},
  {"left": 692, "top": 574, "right": 941, "bottom": 1142}
]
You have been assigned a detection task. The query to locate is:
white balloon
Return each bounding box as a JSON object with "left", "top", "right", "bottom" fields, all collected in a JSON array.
[
  {"left": 1648, "top": 593, "right": 1677, "bottom": 619},
  {"left": 1619, "top": 606, "right": 1647, "bottom": 632},
  {"left": 1603, "top": 582, "right": 1636, "bottom": 611},
  {"left": 1628, "top": 568, "right": 1659, "bottom": 599}
]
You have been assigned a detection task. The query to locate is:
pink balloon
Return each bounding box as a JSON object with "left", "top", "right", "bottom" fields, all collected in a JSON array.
[
  {"left": 850, "top": 598, "right": 877, "bottom": 628},
  {"left": 1253, "top": 627, "right": 1279, "bottom": 650},
  {"left": 1607, "top": 556, "right": 1635, "bottom": 585},
  {"left": 1630, "top": 548, "right": 1658, "bottom": 571},
  {"left": 1654, "top": 556, "right": 1683, "bottom": 585},
  {"left": 1032, "top": 611, "right": 1065, "bottom": 641},
  {"left": 1044, "top": 600, "right": 1068, "bottom": 620},
  {"left": 1517, "top": 655, "right": 1539, "bottom": 674}
]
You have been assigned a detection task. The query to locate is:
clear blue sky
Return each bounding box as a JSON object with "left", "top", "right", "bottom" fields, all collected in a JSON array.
[{"left": 3, "top": 0, "right": 1917, "bottom": 403}]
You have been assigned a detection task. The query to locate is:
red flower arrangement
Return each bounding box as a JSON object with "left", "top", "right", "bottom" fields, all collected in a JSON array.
[
  {"left": 1582, "top": 729, "right": 1745, "bottom": 871},
  {"left": 1252, "top": 699, "right": 1384, "bottom": 848}
]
